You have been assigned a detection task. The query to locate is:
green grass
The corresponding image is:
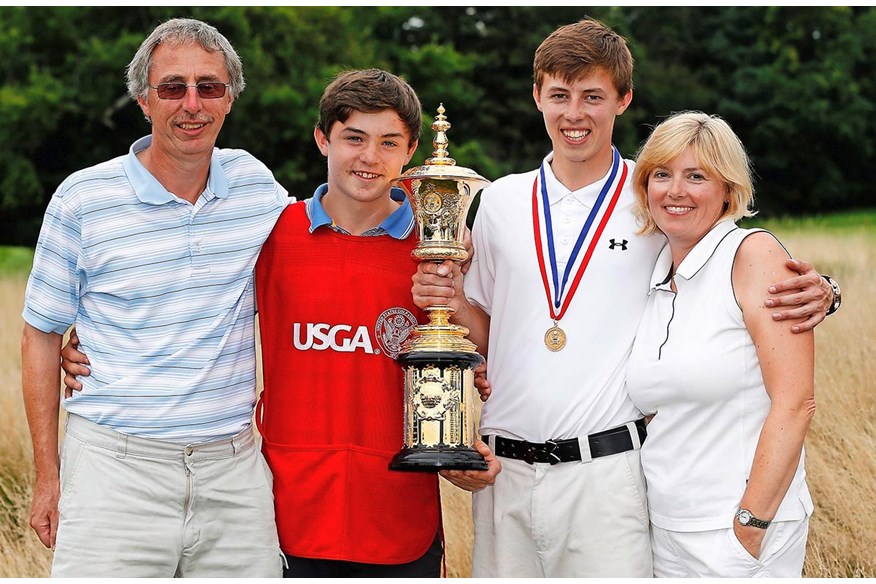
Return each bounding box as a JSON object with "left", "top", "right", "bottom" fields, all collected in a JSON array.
[
  {"left": 0, "top": 248, "right": 33, "bottom": 276},
  {"left": 1, "top": 209, "right": 872, "bottom": 275},
  {"left": 741, "top": 208, "right": 876, "bottom": 234}
]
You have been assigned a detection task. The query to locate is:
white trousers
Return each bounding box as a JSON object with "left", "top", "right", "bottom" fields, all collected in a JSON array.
[
  {"left": 52, "top": 414, "right": 282, "bottom": 577},
  {"left": 650, "top": 517, "right": 809, "bottom": 578},
  {"left": 472, "top": 447, "right": 652, "bottom": 577}
]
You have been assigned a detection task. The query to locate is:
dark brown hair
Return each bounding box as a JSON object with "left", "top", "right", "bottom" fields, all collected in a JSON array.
[{"left": 317, "top": 69, "right": 421, "bottom": 146}]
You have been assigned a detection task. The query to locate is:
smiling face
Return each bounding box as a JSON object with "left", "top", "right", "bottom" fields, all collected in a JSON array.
[
  {"left": 533, "top": 68, "right": 632, "bottom": 189},
  {"left": 647, "top": 146, "right": 729, "bottom": 261},
  {"left": 314, "top": 109, "right": 417, "bottom": 211},
  {"left": 137, "top": 42, "right": 233, "bottom": 163}
]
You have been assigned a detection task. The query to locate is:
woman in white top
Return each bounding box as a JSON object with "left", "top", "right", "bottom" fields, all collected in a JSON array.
[{"left": 626, "top": 111, "right": 815, "bottom": 577}]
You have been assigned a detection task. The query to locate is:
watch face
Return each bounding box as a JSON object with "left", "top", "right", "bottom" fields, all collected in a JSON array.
[{"left": 738, "top": 510, "right": 752, "bottom": 525}]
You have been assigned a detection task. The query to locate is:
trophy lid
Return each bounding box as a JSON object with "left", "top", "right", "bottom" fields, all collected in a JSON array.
[{"left": 394, "top": 104, "right": 491, "bottom": 187}]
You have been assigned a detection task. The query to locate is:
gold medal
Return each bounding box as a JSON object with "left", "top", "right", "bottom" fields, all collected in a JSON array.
[{"left": 544, "top": 325, "right": 566, "bottom": 352}]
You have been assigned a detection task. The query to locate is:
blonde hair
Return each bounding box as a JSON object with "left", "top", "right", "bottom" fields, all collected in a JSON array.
[{"left": 633, "top": 111, "right": 755, "bottom": 236}]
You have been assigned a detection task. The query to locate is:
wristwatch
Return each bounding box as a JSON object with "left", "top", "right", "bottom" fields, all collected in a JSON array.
[
  {"left": 823, "top": 275, "right": 842, "bottom": 316},
  {"left": 735, "top": 508, "right": 771, "bottom": 529}
]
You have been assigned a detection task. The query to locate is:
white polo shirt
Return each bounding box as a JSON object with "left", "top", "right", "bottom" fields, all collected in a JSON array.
[
  {"left": 23, "top": 136, "right": 290, "bottom": 443},
  {"left": 465, "top": 152, "right": 665, "bottom": 441},
  {"left": 626, "top": 220, "right": 812, "bottom": 531}
]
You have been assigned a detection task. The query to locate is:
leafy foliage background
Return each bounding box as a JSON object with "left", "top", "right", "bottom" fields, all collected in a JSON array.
[{"left": 1, "top": 6, "right": 874, "bottom": 244}]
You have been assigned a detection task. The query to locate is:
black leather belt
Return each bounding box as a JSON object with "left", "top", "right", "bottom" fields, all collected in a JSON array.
[{"left": 483, "top": 418, "right": 647, "bottom": 465}]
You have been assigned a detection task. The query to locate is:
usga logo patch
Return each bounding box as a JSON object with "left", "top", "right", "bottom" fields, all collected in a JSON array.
[{"left": 291, "top": 307, "right": 419, "bottom": 358}]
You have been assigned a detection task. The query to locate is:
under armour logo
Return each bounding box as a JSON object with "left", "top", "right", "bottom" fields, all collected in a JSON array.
[{"left": 608, "top": 239, "right": 628, "bottom": 251}]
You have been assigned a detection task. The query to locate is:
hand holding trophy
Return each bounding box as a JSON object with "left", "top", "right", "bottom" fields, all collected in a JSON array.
[{"left": 390, "top": 105, "right": 490, "bottom": 471}]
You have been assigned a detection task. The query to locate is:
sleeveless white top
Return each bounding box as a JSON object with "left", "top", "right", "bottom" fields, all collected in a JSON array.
[{"left": 626, "top": 219, "right": 813, "bottom": 531}]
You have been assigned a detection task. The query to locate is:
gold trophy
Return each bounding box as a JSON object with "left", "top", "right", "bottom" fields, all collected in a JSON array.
[{"left": 390, "top": 105, "right": 490, "bottom": 471}]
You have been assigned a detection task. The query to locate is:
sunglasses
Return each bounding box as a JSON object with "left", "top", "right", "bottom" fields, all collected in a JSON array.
[{"left": 149, "top": 82, "right": 230, "bottom": 100}]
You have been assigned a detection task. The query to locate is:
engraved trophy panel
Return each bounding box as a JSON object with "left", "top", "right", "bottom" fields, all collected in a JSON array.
[
  {"left": 390, "top": 105, "right": 490, "bottom": 471},
  {"left": 402, "top": 364, "right": 476, "bottom": 449}
]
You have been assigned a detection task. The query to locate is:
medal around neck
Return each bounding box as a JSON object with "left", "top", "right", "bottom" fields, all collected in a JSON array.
[
  {"left": 390, "top": 105, "right": 490, "bottom": 471},
  {"left": 544, "top": 324, "right": 567, "bottom": 352}
]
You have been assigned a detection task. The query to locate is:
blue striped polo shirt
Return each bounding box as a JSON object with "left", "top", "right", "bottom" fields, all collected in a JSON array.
[{"left": 23, "top": 136, "right": 290, "bottom": 443}]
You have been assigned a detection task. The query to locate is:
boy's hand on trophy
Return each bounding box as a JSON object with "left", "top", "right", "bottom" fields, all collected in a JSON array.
[
  {"left": 412, "top": 260, "right": 463, "bottom": 310},
  {"left": 439, "top": 440, "right": 501, "bottom": 492},
  {"left": 461, "top": 226, "right": 473, "bottom": 274},
  {"left": 474, "top": 361, "right": 491, "bottom": 402}
]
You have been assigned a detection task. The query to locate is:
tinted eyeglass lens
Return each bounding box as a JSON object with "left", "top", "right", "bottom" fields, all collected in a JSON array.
[
  {"left": 155, "top": 83, "right": 227, "bottom": 99},
  {"left": 156, "top": 84, "right": 186, "bottom": 99},
  {"left": 197, "top": 83, "right": 227, "bottom": 98}
]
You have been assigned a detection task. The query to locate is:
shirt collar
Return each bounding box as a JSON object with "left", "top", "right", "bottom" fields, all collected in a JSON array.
[
  {"left": 121, "top": 135, "right": 229, "bottom": 205},
  {"left": 540, "top": 150, "right": 620, "bottom": 207},
  {"left": 648, "top": 219, "right": 739, "bottom": 290},
  {"left": 306, "top": 183, "right": 414, "bottom": 239}
]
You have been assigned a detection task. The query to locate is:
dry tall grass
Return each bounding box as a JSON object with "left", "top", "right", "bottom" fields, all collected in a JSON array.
[
  {"left": 1, "top": 224, "right": 873, "bottom": 577},
  {"left": 776, "top": 229, "right": 876, "bottom": 577},
  {"left": 0, "top": 277, "right": 53, "bottom": 577}
]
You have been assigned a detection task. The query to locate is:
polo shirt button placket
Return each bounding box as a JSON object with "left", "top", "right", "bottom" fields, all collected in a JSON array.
[{"left": 190, "top": 220, "right": 210, "bottom": 276}]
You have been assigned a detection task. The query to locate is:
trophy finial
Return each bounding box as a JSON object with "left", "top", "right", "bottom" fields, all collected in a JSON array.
[
  {"left": 392, "top": 101, "right": 491, "bottom": 266},
  {"left": 426, "top": 104, "right": 456, "bottom": 166}
]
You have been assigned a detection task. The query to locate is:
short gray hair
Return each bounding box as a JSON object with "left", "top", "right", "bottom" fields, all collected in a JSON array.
[{"left": 126, "top": 18, "right": 245, "bottom": 102}]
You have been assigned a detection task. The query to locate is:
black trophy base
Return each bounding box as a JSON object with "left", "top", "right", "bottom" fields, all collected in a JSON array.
[{"left": 390, "top": 447, "right": 489, "bottom": 472}]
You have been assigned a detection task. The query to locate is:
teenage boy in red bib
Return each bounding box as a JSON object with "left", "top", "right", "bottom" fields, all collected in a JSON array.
[
  {"left": 254, "top": 69, "right": 499, "bottom": 577},
  {"left": 412, "top": 19, "right": 836, "bottom": 578}
]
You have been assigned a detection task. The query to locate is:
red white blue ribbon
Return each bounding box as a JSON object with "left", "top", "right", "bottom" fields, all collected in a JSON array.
[{"left": 532, "top": 147, "right": 628, "bottom": 322}]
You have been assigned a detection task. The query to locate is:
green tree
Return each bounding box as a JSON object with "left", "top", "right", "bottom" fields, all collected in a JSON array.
[
  {"left": 1, "top": 7, "right": 874, "bottom": 245},
  {"left": 624, "top": 6, "right": 876, "bottom": 215}
]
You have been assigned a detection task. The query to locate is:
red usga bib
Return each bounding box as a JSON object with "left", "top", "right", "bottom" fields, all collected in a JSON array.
[{"left": 255, "top": 202, "right": 439, "bottom": 563}]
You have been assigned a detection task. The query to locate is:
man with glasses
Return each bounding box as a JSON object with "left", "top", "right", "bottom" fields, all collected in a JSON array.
[{"left": 21, "top": 18, "right": 287, "bottom": 576}]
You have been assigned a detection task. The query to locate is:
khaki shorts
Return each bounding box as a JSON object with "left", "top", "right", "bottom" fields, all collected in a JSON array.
[{"left": 52, "top": 414, "right": 282, "bottom": 577}]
